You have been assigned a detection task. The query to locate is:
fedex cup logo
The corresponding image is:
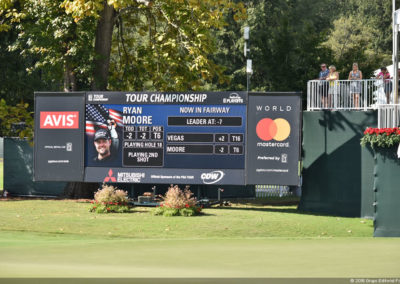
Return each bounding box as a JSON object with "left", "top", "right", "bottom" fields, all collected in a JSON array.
[
  {"left": 40, "top": 112, "right": 79, "bottom": 129},
  {"left": 256, "top": 118, "right": 291, "bottom": 141}
]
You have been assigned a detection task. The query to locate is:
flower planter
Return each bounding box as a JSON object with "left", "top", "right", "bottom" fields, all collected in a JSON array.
[{"left": 373, "top": 146, "right": 400, "bottom": 237}]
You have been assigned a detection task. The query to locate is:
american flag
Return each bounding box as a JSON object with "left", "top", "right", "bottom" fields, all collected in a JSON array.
[{"left": 86, "top": 104, "right": 123, "bottom": 135}]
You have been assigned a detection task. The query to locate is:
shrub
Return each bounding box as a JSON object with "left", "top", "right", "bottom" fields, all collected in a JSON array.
[
  {"left": 360, "top": 127, "right": 400, "bottom": 148},
  {"left": 89, "top": 184, "right": 130, "bottom": 213},
  {"left": 162, "top": 208, "right": 180, "bottom": 217},
  {"left": 0, "top": 99, "right": 34, "bottom": 140},
  {"left": 179, "top": 207, "right": 198, "bottom": 217},
  {"left": 152, "top": 185, "right": 202, "bottom": 217}
]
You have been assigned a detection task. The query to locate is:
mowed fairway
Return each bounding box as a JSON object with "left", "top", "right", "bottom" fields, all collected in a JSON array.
[{"left": 0, "top": 200, "right": 399, "bottom": 278}]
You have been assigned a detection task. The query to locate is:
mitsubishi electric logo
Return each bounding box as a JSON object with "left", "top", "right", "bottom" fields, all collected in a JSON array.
[
  {"left": 201, "top": 170, "right": 225, "bottom": 184},
  {"left": 104, "top": 169, "right": 117, "bottom": 182}
]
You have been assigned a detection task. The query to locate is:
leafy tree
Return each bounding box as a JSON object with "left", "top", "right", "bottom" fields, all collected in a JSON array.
[
  {"left": 7, "top": 0, "right": 97, "bottom": 91},
  {"left": 0, "top": 30, "right": 55, "bottom": 106},
  {"left": 213, "top": 0, "right": 333, "bottom": 94},
  {"left": 214, "top": 0, "right": 400, "bottom": 92},
  {"left": 0, "top": 1, "right": 65, "bottom": 105},
  {"left": 1, "top": 0, "right": 245, "bottom": 197},
  {"left": 326, "top": 0, "right": 400, "bottom": 77},
  {"left": 211, "top": 3, "right": 247, "bottom": 91},
  {"left": 2, "top": 0, "right": 245, "bottom": 92},
  {"left": 0, "top": 99, "right": 34, "bottom": 140},
  {"left": 62, "top": 0, "right": 246, "bottom": 91}
]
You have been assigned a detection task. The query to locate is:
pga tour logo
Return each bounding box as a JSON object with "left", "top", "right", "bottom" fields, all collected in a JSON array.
[
  {"left": 40, "top": 111, "right": 79, "bottom": 129},
  {"left": 89, "top": 93, "right": 108, "bottom": 102},
  {"left": 201, "top": 170, "right": 225, "bottom": 184}
]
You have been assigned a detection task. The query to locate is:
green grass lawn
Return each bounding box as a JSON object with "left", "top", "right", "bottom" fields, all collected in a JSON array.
[
  {"left": 0, "top": 200, "right": 399, "bottom": 278},
  {"left": 0, "top": 200, "right": 372, "bottom": 238}
]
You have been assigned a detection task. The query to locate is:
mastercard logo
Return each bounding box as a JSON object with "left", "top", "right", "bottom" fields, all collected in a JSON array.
[{"left": 256, "top": 118, "right": 291, "bottom": 141}]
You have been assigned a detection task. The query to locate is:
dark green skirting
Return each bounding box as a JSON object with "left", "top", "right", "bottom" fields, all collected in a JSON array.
[{"left": 299, "top": 110, "right": 376, "bottom": 217}]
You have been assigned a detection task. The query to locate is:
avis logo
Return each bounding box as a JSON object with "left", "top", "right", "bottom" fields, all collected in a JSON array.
[
  {"left": 201, "top": 171, "right": 225, "bottom": 184},
  {"left": 104, "top": 169, "right": 116, "bottom": 182},
  {"left": 40, "top": 112, "right": 79, "bottom": 129}
]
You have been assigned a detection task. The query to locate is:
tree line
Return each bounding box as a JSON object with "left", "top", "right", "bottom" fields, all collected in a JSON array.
[{"left": 0, "top": 0, "right": 398, "bottom": 107}]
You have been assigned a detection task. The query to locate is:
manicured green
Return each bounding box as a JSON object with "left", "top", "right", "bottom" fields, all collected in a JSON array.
[
  {"left": 0, "top": 200, "right": 399, "bottom": 278},
  {"left": 0, "top": 231, "right": 399, "bottom": 278}
]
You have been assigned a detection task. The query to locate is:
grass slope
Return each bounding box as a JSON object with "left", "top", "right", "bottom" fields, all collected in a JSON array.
[
  {"left": 0, "top": 200, "right": 399, "bottom": 278},
  {"left": 0, "top": 200, "right": 372, "bottom": 238}
]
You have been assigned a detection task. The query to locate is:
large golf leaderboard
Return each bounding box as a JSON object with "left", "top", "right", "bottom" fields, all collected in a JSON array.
[
  {"left": 118, "top": 100, "right": 245, "bottom": 168},
  {"left": 34, "top": 91, "right": 301, "bottom": 186}
]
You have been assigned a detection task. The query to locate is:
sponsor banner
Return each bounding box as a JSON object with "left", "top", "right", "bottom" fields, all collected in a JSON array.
[
  {"left": 84, "top": 167, "right": 245, "bottom": 185},
  {"left": 34, "top": 92, "right": 85, "bottom": 182},
  {"left": 246, "top": 92, "right": 302, "bottom": 186},
  {"left": 86, "top": 91, "right": 247, "bottom": 105},
  {"left": 40, "top": 111, "right": 79, "bottom": 129}
]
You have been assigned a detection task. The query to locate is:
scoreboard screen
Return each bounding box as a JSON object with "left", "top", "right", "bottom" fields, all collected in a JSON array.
[
  {"left": 83, "top": 92, "right": 247, "bottom": 184},
  {"left": 85, "top": 103, "right": 246, "bottom": 170}
]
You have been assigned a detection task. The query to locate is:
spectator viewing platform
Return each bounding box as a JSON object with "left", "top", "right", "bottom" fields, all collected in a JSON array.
[
  {"left": 307, "top": 78, "right": 398, "bottom": 111},
  {"left": 307, "top": 79, "right": 400, "bottom": 128}
]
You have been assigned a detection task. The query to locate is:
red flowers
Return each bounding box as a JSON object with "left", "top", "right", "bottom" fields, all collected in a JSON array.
[
  {"left": 361, "top": 127, "right": 400, "bottom": 148},
  {"left": 363, "top": 127, "right": 399, "bottom": 136}
]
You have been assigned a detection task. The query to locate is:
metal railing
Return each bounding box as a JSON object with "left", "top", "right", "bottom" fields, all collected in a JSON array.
[
  {"left": 378, "top": 104, "right": 400, "bottom": 128},
  {"left": 255, "top": 185, "right": 292, "bottom": 198},
  {"left": 307, "top": 79, "right": 396, "bottom": 111}
]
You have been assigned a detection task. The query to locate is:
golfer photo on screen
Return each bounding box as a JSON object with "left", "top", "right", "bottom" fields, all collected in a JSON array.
[{"left": 93, "top": 120, "right": 119, "bottom": 163}]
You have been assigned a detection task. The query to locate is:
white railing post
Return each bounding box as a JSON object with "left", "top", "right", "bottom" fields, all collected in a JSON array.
[
  {"left": 378, "top": 105, "right": 382, "bottom": 128},
  {"left": 377, "top": 104, "right": 400, "bottom": 128},
  {"left": 307, "top": 81, "right": 311, "bottom": 111},
  {"left": 363, "top": 80, "right": 368, "bottom": 111}
]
